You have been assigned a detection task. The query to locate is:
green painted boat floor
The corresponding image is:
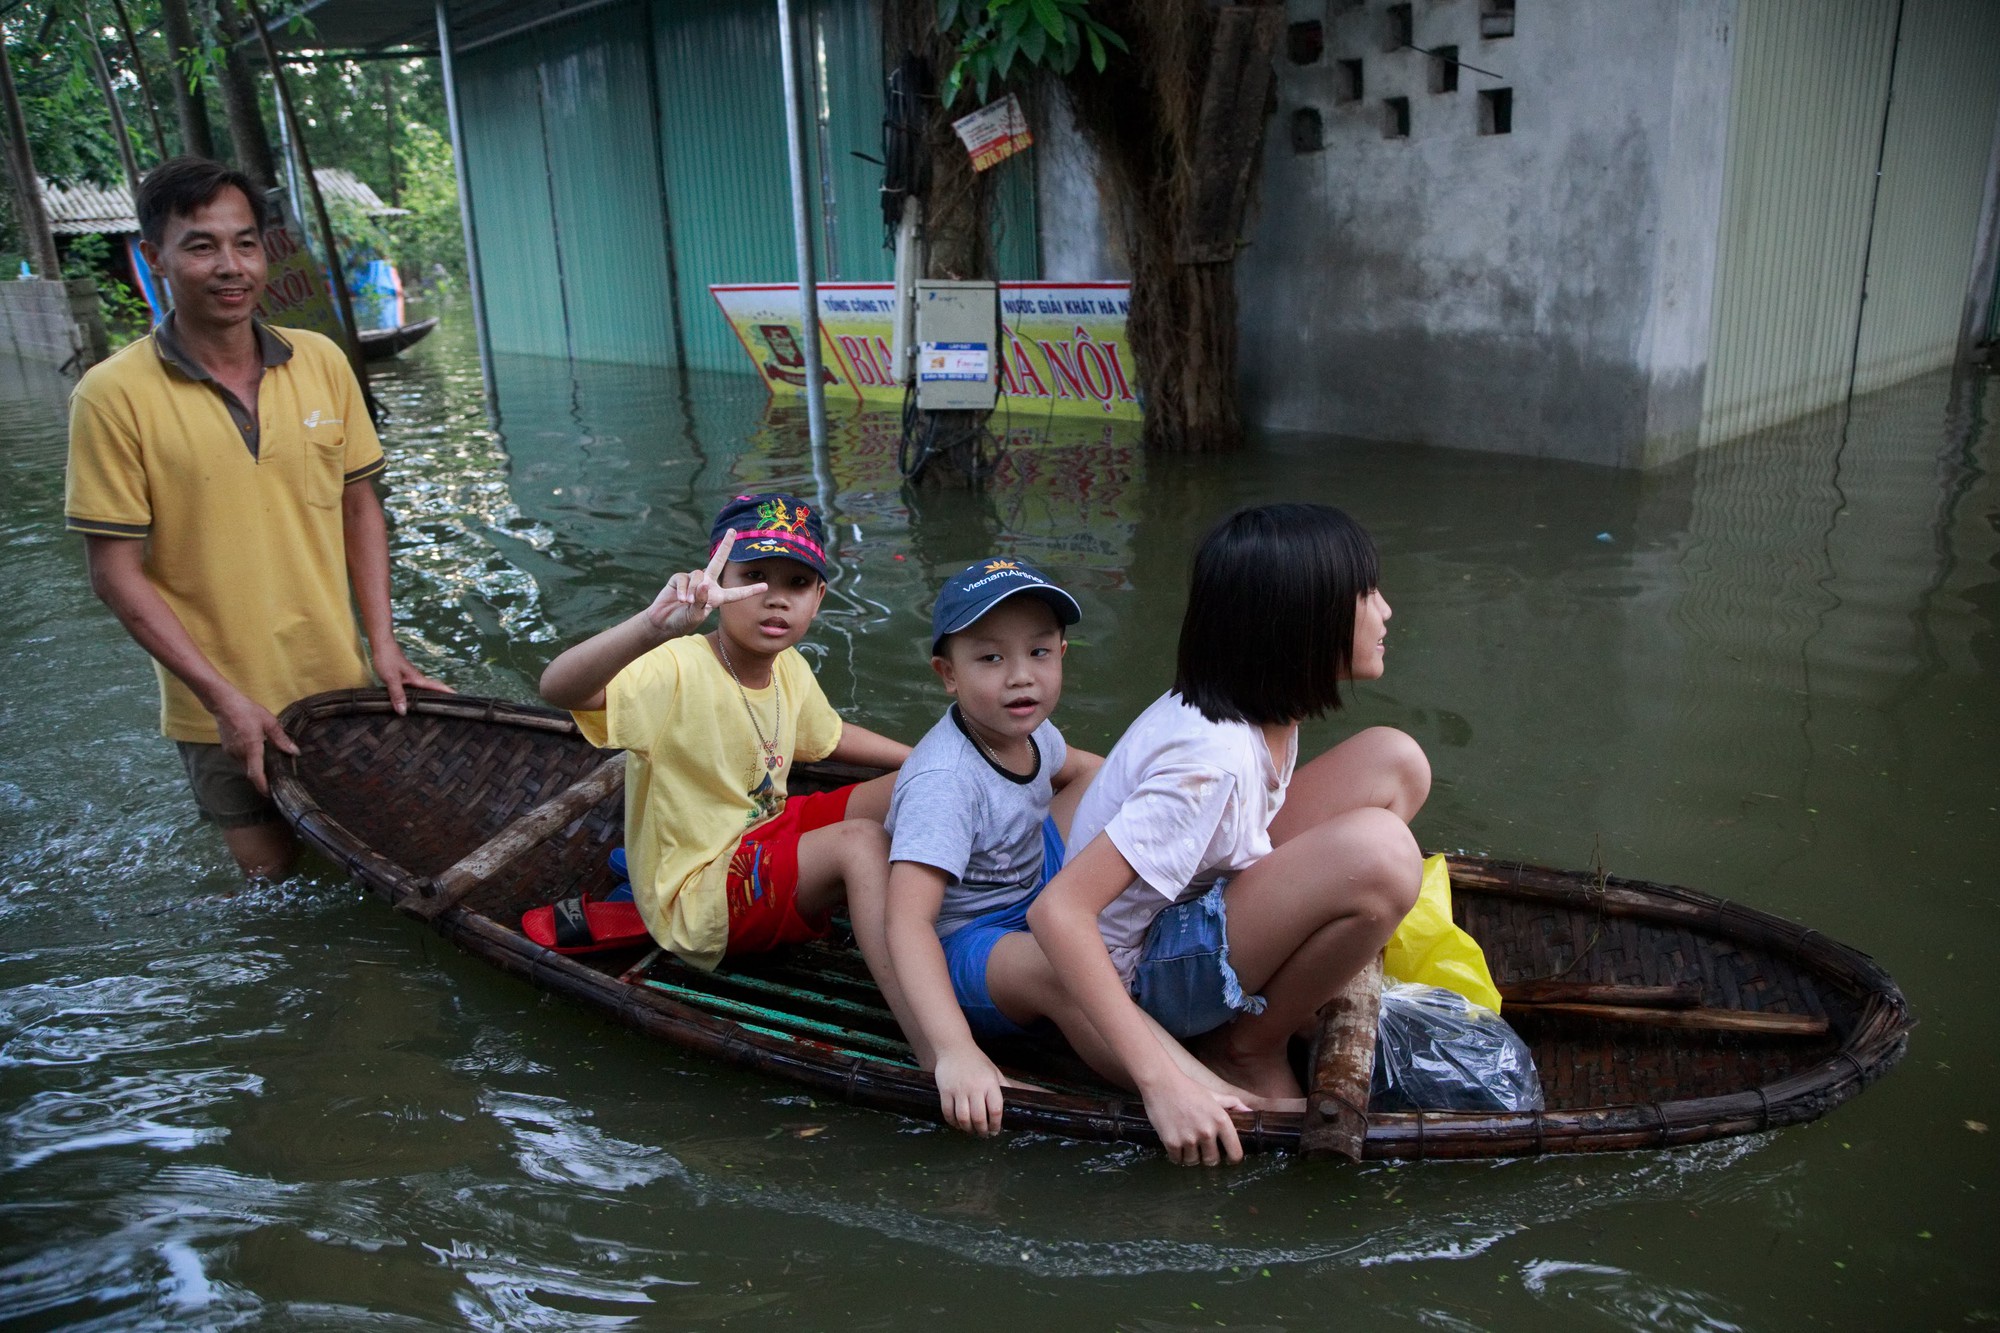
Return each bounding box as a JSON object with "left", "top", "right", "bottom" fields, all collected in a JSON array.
[{"left": 636, "top": 943, "right": 1119, "bottom": 1099}]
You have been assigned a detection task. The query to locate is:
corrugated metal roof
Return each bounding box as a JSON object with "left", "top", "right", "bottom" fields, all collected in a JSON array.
[
  {"left": 314, "top": 167, "right": 410, "bottom": 217},
  {"left": 41, "top": 179, "right": 137, "bottom": 235},
  {"left": 37, "top": 168, "right": 407, "bottom": 236}
]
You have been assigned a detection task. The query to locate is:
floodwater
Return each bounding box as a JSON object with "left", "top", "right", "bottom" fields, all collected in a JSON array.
[{"left": 2, "top": 310, "right": 1996, "bottom": 1330}]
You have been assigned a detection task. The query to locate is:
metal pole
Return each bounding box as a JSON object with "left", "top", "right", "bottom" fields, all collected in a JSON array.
[
  {"left": 436, "top": 0, "right": 496, "bottom": 412},
  {"left": 775, "top": 0, "right": 828, "bottom": 462},
  {"left": 247, "top": 0, "right": 368, "bottom": 390},
  {"left": 269, "top": 69, "right": 307, "bottom": 241}
]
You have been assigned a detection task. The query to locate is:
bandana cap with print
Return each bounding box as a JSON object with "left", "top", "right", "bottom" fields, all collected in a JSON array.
[
  {"left": 709, "top": 492, "right": 830, "bottom": 578},
  {"left": 930, "top": 556, "right": 1081, "bottom": 656}
]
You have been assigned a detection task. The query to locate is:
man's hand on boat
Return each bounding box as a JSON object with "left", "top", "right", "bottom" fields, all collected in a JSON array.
[
  {"left": 211, "top": 686, "right": 299, "bottom": 796},
  {"left": 643, "top": 529, "right": 768, "bottom": 641},
  {"left": 371, "top": 640, "right": 454, "bottom": 716}
]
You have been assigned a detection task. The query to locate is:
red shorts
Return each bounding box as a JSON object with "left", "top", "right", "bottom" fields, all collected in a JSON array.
[{"left": 724, "top": 783, "right": 858, "bottom": 955}]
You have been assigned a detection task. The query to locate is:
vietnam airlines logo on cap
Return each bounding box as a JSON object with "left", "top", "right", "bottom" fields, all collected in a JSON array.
[{"left": 983, "top": 560, "right": 1020, "bottom": 573}]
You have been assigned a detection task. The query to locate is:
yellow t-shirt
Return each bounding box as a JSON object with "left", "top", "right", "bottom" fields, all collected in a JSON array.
[
  {"left": 574, "top": 635, "right": 844, "bottom": 970},
  {"left": 64, "top": 321, "right": 384, "bottom": 742}
]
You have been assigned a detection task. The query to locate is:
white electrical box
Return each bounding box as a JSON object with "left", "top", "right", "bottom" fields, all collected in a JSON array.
[{"left": 913, "top": 280, "right": 999, "bottom": 411}]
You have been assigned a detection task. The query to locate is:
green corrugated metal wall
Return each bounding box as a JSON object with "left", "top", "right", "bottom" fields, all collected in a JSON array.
[
  {"left": 652, "top": 0, "right": 807, "bottom": 371},
  {"left": 459, "top": 3, "right": 678, "bottom": 365},
  {"left": 1699, "top": 0, "right": 1900, "bottom": 448},
  {"left": 1700, "top": 0, "right": 2000, "bottom": 446},
  {"left": 456, "top": 41, "right": 568, "bottom": 360},
  {"left": 453, "top": 0, "right": 1041, "bottom": 374},
  {"left": 1849, "top": 0, "right": 2000, "bottom": 394},
  {"left": 806, "top": 0, "right": 893, "bottom": 282},
  {"left": 536, "top": 10, "right": 681, "bottom": 367}
]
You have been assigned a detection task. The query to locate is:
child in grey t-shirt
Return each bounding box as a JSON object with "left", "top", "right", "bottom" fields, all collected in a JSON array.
[{"left": 883, "top": 559, "right": 1099, "bottom": 1136}]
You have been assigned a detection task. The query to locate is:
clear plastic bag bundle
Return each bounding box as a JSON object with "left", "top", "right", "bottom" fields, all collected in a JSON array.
[{"left": 1370, "top": 982, "right": 1545, "bottom": 1113}]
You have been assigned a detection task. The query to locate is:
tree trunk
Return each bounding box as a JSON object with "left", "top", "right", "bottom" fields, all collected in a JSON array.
[
  {"left": 243, "top": 0, "right": 369, "bottom": 391},
  {"left": 0, "top": 39, "right": 62, "bottom": 278},
  {"left": 879, "top": 1, "right": 991, "bottom": 281},
  {"left": 208, "top": 0, "right": 279, "bottom": 187},
  {"left": 158, "top": 0, "right": 217, "bottom": 159},
  {"left": 79, "top": 28, "right": 146, "bottom": 201},
  {"left": 106, "top": 0, "right": 171, "bottom": 161},
  {"left": 1062, "top": 1, "right": 1279, "bottom": 452}
]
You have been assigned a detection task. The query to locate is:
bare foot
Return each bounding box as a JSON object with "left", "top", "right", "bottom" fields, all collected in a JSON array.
[{"left": 1195, "top": 1030, "right": 1307, "bottom": 1105}]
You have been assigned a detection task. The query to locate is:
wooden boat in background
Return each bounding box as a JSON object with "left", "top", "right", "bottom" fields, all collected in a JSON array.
[
  {"left": 357, "top": 316, "right": 438, "bottom": 361},
  {"left": 271, "top": 689, "right": 1912, "bottom": 1160}
]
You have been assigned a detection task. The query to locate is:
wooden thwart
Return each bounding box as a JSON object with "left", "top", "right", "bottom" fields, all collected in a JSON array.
[
  {"left": 405, "top": 753, "right": 626, "bottom": 922},
  {"left": 1501, "top": 981, "right": 1701, "bottom": 1009},
  {"left": 1300, "top": 954, "right": 1384, "bottom": 1161},
  {"left": 1507, "top": 1002, "right": 1827, "bottom": 1037}
]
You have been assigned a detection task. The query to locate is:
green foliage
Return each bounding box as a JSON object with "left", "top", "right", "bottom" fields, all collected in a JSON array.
[
  {"left": 936, "top": 0, "right": 1125, "bottom": 107},
  {"left": 263, "top": 55, "right": 464, "bottom": 293},
  {"left": 59, "top": 231, "right": 151, "bottom": 346},
  {"left": 2, "top": 11, "right": 132, "bottom": 187},
  {"left": 386, "top": 120, "right": 466, "bottom": 293}
]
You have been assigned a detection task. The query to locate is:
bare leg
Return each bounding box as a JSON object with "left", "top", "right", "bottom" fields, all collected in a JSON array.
[
  {"left": 1269, "top": 726, "right": 1430, "bottom": 843},
  {"left": 792, "top": 819, "right": 931, "bottom": 1065},
  {"left": 1194, "top": 807, "right": 1421, "bottom": 1100},
  {"left": 984, "top": 934, "right": 1304, "bottom": 1113},
  {"left": 839, "top": 772, "right": 898, "bottom": 823},
  {"left": 221, "top": 820, "right": 300, "bottom": 882}
]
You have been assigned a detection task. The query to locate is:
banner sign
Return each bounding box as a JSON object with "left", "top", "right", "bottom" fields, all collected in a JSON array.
[
  {"left": 256, "top": 195, "right": 344, "bottom": 345},
  {"left": 710, "top": 281, "right": 1140, "bottom": 420},
  {"left": 952, "top": 93, "right": 1033, "bottom": 172}
]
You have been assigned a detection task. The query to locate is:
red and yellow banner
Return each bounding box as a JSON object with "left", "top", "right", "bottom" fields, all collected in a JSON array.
[
  {"left": 710, "top": 281, "right": 1141, "bottom": 421},
  {"left": 255, "top": 198, "right": 344, "bottom": 344}
]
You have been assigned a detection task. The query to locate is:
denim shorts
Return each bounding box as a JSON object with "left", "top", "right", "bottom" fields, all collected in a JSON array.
[
  {"left": 939, "top": 816, "right": 1066, "bottom": 1039},
  {"left": 1128, "top": 881, "right": 1267, "bottom": 1039}
]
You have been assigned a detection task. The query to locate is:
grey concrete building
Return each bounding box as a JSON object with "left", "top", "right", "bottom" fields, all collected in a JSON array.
[{"left": 1046, "top": 0, "right": 2000, "bottom": 469}]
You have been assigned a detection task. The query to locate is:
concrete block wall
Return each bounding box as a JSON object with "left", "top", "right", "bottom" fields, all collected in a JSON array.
[
  {"left": 0, "top": 278, "right": 108, "bottom": 370},
  {"left": 1238, "top": 0, "right": 1737, "bottom": 469}
]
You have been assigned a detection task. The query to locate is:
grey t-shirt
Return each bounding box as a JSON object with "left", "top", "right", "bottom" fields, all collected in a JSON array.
[{"left": 885, "top": 706, "right": 1068, "bottom": 937}]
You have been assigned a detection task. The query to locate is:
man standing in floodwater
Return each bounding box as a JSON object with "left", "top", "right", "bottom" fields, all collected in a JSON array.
[{"left": 63, "top": 156, "right": 447, "bottom": 880}]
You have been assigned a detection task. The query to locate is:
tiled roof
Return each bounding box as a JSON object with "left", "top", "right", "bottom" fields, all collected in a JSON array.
[{"left": 38, "top": 168, "right": 408, "bottom": 236}]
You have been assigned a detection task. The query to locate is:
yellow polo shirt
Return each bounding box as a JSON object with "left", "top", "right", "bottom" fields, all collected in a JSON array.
[{"left": 64, "top": 319, "right": 385, "bottom": 743}]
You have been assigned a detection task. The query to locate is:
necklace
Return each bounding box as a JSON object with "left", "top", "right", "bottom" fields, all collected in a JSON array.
[
  {"left": 714, "top": 633, "right": 783, "bottom": 771},
  {"left": 955, "top": 704, "right": 1025, "bottom": 776}
]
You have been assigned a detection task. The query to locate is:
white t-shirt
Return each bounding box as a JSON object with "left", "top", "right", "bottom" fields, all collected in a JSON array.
[{"left": 1065, "top": 691, "right": 1297, "bottom": 982}]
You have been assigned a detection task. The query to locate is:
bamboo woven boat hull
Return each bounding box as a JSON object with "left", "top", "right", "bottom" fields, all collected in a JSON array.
[{"left": 271, "top": 689, "right": 1912, "bottom": 1159}]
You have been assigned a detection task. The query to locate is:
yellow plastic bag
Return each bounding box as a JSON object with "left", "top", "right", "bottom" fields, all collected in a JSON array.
[{"left": 1382, "top": 854, "right": 1503, "bottom": 1013}]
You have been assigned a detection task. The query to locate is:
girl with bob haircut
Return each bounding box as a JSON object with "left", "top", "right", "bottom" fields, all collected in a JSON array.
[{"left": 1028, "top": 503, "right": 1429, "bottom": 1165}]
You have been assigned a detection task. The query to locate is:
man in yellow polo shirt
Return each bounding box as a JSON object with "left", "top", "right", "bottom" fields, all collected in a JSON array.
[{"left": 64, "top": 156, "right": 448, "bottom": 879}]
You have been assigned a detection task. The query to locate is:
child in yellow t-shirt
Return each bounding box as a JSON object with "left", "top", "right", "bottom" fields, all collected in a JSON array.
[{"left": 533, "top": 493, "right": 911, "bottom": 982}]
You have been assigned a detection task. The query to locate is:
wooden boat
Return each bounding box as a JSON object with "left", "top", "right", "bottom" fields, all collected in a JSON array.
[
  {"left": 271, "top": 688, "right": 1912, "bottom": 1160},
  {"left": 357, "top": 317, "right": 438, "bottom": 361}
]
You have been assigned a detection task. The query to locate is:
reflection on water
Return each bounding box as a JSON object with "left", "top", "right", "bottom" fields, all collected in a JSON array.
[{"left": 1, "top": 313, "right": 1996, "bottom": 1328}]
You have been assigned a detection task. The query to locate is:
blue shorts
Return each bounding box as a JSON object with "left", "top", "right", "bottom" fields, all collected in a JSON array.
[
  {"left": 1129, "top": 882, "right": 1267, "bottom": 1039},
  {"left": 940, "top": 816, "right": 1066, "bottom": 1039}
]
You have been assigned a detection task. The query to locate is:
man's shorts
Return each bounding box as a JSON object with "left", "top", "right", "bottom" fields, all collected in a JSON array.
[
  {"left": 1128, "top": 882, "right": 1268, "bottom": 1039},
  {"left": 725, "top": 783, "right": 859, "bottom": 955},
  {"left": 176, "top": 742, "right": 281, "bottom": 829},
  {"left": 938, "top": 816, "right": 1066, "bottom": 1039}
]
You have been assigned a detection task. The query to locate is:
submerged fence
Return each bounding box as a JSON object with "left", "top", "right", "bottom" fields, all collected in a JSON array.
[{"left": 0, "top": 278, "right": 108, "bottom": 371}]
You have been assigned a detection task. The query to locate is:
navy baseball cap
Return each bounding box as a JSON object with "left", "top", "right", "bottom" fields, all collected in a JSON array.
[
  {"left": 930, "top": 557, "right": 1081, "bottom": 655},
  {"left": 710, "top": 493, "right": 830, "bottom": 578}
]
